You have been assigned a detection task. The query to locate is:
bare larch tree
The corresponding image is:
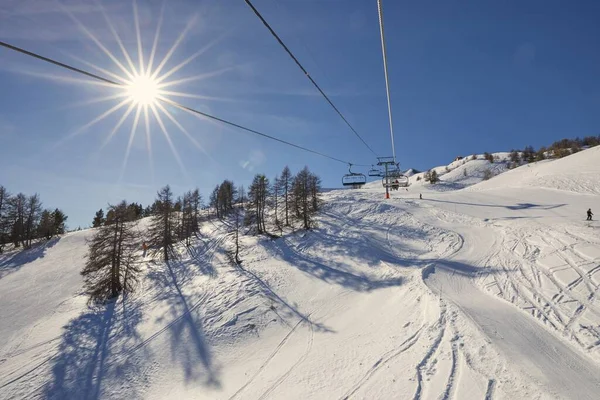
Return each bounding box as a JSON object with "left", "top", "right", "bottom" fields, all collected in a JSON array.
[
  {"left": 81, "top": 201, "right": 140, "bottom": 302},
  {"left": 147, "top": 185, "right": 179, "bottom": 262}
]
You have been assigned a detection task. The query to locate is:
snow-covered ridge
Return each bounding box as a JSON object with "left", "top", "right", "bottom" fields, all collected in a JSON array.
[
  {"left": 470, "top": 145, "right": 600, "bottom": 194},
  {"left": 372, "top": 146, "right": 600, "bottom": 195}
]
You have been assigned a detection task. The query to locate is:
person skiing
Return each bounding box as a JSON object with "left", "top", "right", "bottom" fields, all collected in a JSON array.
[
  {"left": 142, "top": 242, "right": 148, "bottom": 257},
  {"left": 587, "top": 208, "right": 593, "bottom": 221},
  {"left": 419, "top": 193, "right": 422, "bottom": 200}
]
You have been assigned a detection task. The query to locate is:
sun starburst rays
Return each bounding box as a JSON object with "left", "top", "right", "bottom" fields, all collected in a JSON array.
[{"left": 46, "top": 0, "right": 228, "bottom": 181}]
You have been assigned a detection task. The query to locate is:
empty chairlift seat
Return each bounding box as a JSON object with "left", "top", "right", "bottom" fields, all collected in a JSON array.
[
  {"left": 368, "top": 167, "right": 382, "bottom": 177},
  {"left": 343, "top": 173, "right": 367, "bottom": 186}
]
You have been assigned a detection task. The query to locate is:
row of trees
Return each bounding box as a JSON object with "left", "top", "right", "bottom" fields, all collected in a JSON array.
[
  {"left": 83, "top": 185, "right": 203, "bottom": 303},
  {"left": 209, "top": 166, "right": 322, "bottom": 233},
  {"left": 480, "top": 135, "right": 600, "bottom": 168},
  {"left": 92, "top": 202, "right": 145, "bottom": 227},
  {"left": 83, "top": 165, "right": 322, "bottom": 303},
  {"left": 0, "top": 185, "right": 67, "bottom": 253}
]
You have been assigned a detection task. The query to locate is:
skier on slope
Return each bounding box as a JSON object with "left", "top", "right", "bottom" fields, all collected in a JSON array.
[{"left": 587, "top": 208, "right": 593, "bottom": 221}]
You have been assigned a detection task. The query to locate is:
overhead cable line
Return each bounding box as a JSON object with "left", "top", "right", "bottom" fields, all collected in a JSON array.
[
  {"left": 0, "top": 41, "right": 120, "bottom": 86},
  {"left": 376, "top": 0, "right": 397, "bottom": 162},
  {"left": 0, "top": 40, "right": 369, "bottom": 167},
  {"left": 243, "top": 0, "right": 379, "bottom": 158}
]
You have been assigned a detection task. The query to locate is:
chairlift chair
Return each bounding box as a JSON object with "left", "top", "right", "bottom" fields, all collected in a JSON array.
[
  {"left": 382, "top": 174, "right": 409, "bottom": 190},
  {"left": 342, "top": 164, "right": 367, "bottom": 187},
  {"left": 368, "top": 166, "right": 382, "bottom": 177}
]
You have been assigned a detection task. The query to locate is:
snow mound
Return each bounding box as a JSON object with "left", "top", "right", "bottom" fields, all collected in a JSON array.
[{"left": 470, "top": 146, "right": 600, "bottom": 194}]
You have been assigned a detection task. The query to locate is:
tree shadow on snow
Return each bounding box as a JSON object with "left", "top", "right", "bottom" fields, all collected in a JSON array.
[
  {"left": 424, "top": 198, "right": 566, "bottom": 212},
  {"left": 145, "top": 260, "right": 220, "bottom": 388},
  {"left": 262, "top": 211, "right": 507, "bottom": 293},
  {"left": 184, "top": 231, "right": 225, "bottom": 278},
  {"left": 268, "top": 237, "right": 404, "bottom": 292},
  {"left": 0, "top": 238, "right": 60, "bottom": 279},
  {"left": 44, "top": 297, "right": 145, "bottom": 400},
  {"left": 293, "top": 214, "right": 436, "bottom": 269},
  {"left": 422, "top": 259, "right": 505, "bottom": 280},
  {"left": 233, "top": 258, "right": 333, "bottom": 333}
]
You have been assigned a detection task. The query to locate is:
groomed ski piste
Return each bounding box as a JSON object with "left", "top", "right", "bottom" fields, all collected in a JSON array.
[{"left": 1, "top": 147, "right": 599, "bottom": 399}]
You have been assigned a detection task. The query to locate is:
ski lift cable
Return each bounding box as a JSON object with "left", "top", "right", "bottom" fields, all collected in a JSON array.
[
  {"left": 0, "top": 40, "right": 370, "bottom": 168},
  {"left": 376, "top": 0, "right": 397, "bottom": 162},
  {"left": 243, "top": 0, "right": 379, "bottom": 158},
  {"left": 0, "top": 40, "right": 120, "bottom": 86}
]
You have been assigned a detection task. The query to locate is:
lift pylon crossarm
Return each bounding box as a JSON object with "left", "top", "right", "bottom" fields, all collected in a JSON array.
[{"left": 376, "top": 156, "right": 396, "bottom": 166}]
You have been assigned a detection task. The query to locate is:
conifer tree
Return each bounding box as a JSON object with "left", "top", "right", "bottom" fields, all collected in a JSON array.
[
  {"left": 247, "top": 174, "right": 269, "bottom": 234},
  {"left": 237, "top": 185, "right": 246, "bottom": 210},
  {"left": 209, "top": 185, "right": 219, "bottom": 219},
  {"left": 522, "top": 146, "right": 535, "bottom": 163},
  {"left": 510, "top": 150, "right": 520, "bottom": 163},
  {"left": 273, "top": 174, "right": 281, "bottom": 227},
  {"left": 8, "top": 193, "right": 26, "bottom": 247},
  {"left": 535, "top": 147, "right": 546, "bottom": 161},
  {"left": 180, "top": 191, "right": 196, "bottom": 245},
  {"left": 190, "top": 188, "right": 202, "bottom": 232},
  {"left": 147, "top": 185, "right": 179, "bottom": 261},
  {"left": 24, "top": 194, "right": 42, "bottom": 248},
  {"left": 38, "top": 210, "right": 54, "bottom": 240},
  {"left": 52, "top": 209, "right": 67, "bottom": 235},
  {"left": 0, "top": 186, "right": 10, "bottom": 253},
  {"left": 280, "top": 166, "right": 293, "bottom": 226},
  {"left": 292, "top": 168, "right": 310, "bottom": 229},
  {"left": 291, "top": 167, "right": 321, "bottom": 230},
  {"left": 308, "top": 171, "right": 322, "bottom": 213},
  {"left": 81, "top": 201, "right": 140, "bottom": 302}
]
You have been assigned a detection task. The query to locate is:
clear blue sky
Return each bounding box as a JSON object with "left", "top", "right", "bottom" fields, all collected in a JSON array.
[{"left": 1, "top": 0, "right": 599, "bottom": 229}]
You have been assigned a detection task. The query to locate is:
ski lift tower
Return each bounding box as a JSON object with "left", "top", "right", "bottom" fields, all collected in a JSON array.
[{"left": 377, "top": 156, "right": 397, "bottom": 199}]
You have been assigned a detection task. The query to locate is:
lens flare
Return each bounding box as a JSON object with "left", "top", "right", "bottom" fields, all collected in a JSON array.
[
  {"left": 38, "top": 0, "right": 232, "bottom": 179},
  {"left": 126, "top": 74, "right": 160, "bottom": 106}
]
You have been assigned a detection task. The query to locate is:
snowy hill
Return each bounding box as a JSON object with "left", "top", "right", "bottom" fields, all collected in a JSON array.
[
  {"left": 471, "top": 146, "right": 600, "bottom": 195},
  {"left": 1, "top": 148, "right": 600, "bottom": 399},
  {"left": 403, "top": 152, "right": 512, "bottom": 191}
]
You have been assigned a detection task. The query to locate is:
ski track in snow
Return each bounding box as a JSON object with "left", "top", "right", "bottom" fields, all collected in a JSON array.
[{"left": 339, "top": 325, "right": 424, "bottom": 400}]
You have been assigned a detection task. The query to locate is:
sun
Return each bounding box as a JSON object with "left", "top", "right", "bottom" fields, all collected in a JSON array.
[
  {"left": 33, "top": 1, "right": 231, "bottom": 181},
  {"left": 125, "top": 74, "right": 160, "bottom": 106}
]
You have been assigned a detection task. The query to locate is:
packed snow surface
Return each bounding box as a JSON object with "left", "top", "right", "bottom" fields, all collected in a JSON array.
[{"left": 1, "top": 147, "right": 599, "bottom": 399}]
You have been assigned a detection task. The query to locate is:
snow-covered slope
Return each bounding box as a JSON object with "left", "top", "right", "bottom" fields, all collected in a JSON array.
[
  {"left": 404, "top": 152, "right": 512, "bottom": 191},
  {"left": 1, "top": 148, "right": 600, "bottom": 400},
  {"left": 471, "top": 146, "right": 600, "bottom": 194}
]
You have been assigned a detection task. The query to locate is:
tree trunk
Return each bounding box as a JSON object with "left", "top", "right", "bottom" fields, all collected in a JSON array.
[{"left": 111, "top": 219, "right": 119, "bottom": 298}]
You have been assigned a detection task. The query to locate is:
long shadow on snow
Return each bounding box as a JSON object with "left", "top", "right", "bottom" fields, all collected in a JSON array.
[
  {"left": 185, "top": 230, "right": 224, "bottom": 278},
  {"left": 301, "top": 215, "right": 436, "bottom": 268},
  {"left": 264, "top": 216, "right": 504, "bottom": 291},
  {"left": 0, "top": 238, "right": 60, "bottom": 279},
  {"left": 265, "top": 234, "right": 404, "bottom": 293},
  {"left": 193, "top": 220, "right": 333, "bottom": 333},
  {"left": 44, "top": 297, "right": 145, "bottom": 400},
  {"left": 145, "top": 259, "right": 220, "bottom": 388},
  {"left": 421, "top": 259, "right": 504, "bottom": 280},
  {"left": 424, "top": 198, "right": 566, "bottom": 211},
  {"left": 234, "top": 256, "right": 333, "bottom": 333}
]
